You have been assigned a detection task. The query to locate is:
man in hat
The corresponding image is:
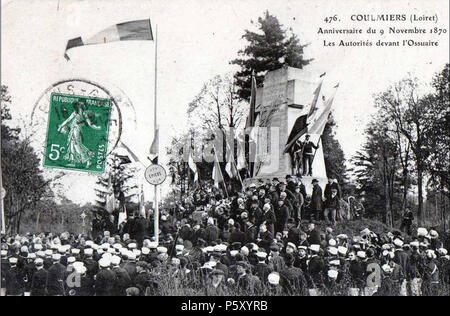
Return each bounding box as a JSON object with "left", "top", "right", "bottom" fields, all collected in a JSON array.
[
  {"left": 95, "top": 258, "right": 116, "bottom": 296},
  {"left": 310, "top": 179, "right": 324, "bottom": 221},
  {"left": 280, "top": 253, "right": 307, "bottom": 295},
  {"left": 46, "top": 254, "right": 66, "bottom": 296},
  {"left": 4, "top": 257, "right": 24, "bottom": 296},
  {"left": 302, "top": 134, "right": 318, "bottom": 176},
  {"left": 30, "top": 258, "right": 48, "bottom": 296},
  {"left": 400, "top": 207, "right": 414, "bottom": 236}
]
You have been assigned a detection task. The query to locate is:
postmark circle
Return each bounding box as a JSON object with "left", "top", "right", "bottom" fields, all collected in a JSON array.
[{"left": 144, "top": 164, "right": 167, "bottom": 185}]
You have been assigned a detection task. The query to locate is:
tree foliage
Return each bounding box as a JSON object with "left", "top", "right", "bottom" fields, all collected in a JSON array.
[{"left": 231, "top": 11, "right": 312, "bottom": 101}]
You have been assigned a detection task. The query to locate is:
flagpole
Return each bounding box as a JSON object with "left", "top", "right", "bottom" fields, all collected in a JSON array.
[{"left": 153, "top": 24, "right": 159, "bottom": 245}]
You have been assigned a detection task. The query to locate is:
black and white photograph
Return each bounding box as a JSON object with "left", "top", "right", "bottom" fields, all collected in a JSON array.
[{"left": 1, "top": 0, "right": 449, "bottom": 301}]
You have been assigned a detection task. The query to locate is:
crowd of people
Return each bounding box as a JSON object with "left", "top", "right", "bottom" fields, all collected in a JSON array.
[{"left": 1, "top": 176, "right": 448, "bottom": 296}]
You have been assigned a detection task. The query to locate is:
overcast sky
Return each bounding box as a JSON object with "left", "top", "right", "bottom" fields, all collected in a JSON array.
[{"left": 2, "top": 0, "right": 449, "bottom": 204}]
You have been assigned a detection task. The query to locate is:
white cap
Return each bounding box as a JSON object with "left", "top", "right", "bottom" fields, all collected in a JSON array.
[
  {"left": 99, "top": 258, "right": 111, "bottom": 268},
  {"left": 287, "top": 242, "right": 297, "bottom": 250},
  {"left": 111, "top": 255, "right": 121, "bottom": 266},
  {"left": 382, "top": 264, "right": 392, "bottom": 273},
  {"left": 71, "top": 248, "right": 80, "bottom": 255},
  {"left": 328, "top": 247, "right": 338, "bottom": 256},
  {"left": 329, "top": 260, "right": 340, "bottom": 266},
  {"left": 52, "top": 254, "right": 61, "bottom": 261},
  {"left": 328, "top": 239, "right": 337, "bottom": 247},
  {"left": 34, "top": 258, "right": 44, "bottom": 266},
  {"left": 417, "top": 227, "right": 428, "bottom": 237},
  {"left": 74, "top": 265, "right": 87, "bottom": 274},
  {"left": 393, "top": 238, "right": 404, "bottom": 247},
  {"left": 429, "top": 230, "right": 439, "bottom": 238},
  {"left": 230, "top": 250, "right": 239, "bottom": 257},
  {"left": 34, "top": 244, "right": 43, "bottom": 251},
  {"left": 256, "top": 252, "right": 268, "bottom": 259},
  {"left": 1, "top": 250, "right": 7, "bottom": 257},
  {"left": 141, "top": 247, "right": 150, "bottom": 255},
  {"left": 128, "top": 243, "right": 137, "bottom": 249},
  {"left": 268, "top": 272, "right": 280, "bottom": 285},
  {"left": 207, "top": 217, "right": 215, "bottom": 226},
  {"left": 357, "top": 251, "right": 366, "bottom": 259},
  {"left": 157, "top": 246, "right": 168, "bottom": 254},
  {"left": 328, "top": 270, "right": 338, "bottom": 279},
  {"left": 113, "top": 243, "right": 123, "bottom": 250},
  {"left": 438, "top": 248, "right": 448, "bottom": 256},
  {"left": 176, "top": 245, "right": 185, "bottom": 252},
  {"left": 148, "top": 242, "right": 158, "bottom": 249},
  {"left": 240, "top": 246, "right": 249, "bottom": 256},
  {"left": 67, "top": 256, "right": 76, "bottom": 264},
  {"left": 20, "top": 246, "right": 29, "bottom": 253},
  {"left": 338, "top": 246, "right": 347, "bottom": 255},
  {"left": 309, "top": 244, "right": 320, "bottom": 252},
  {"left": 84, "top": 248, "right": 93, "bottom": 256},
  {"left": 9, "top": 257, "right": 18, "bottom": 264},
  {"left": 410, "top": 241, "right": 420, "bottom": 248}
]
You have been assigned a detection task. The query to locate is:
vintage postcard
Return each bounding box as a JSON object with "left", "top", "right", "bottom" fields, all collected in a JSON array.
[{"left": 1, "top": 0, "right": 449, "bottom": 302}]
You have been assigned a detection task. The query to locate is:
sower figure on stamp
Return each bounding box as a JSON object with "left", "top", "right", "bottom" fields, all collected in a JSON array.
[{"left": 302, "top": 135, "right": 319, "bottom": 177}]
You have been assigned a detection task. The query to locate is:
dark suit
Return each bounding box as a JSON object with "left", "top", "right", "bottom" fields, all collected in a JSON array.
[
  {"left": 311, "top": 184, "right": 324, "bottom": 220},
  {"left": 95, "top": 268, "right": 116, "bottom": 296},
  {"left": 47, "top": 263, "right": 66, "bottom": 296},
  {"left": 30, "top": 268, "right": 48, "bottom": 296}
]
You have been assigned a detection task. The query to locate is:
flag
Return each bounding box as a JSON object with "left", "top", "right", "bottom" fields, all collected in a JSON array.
[
  {"left": 64, "top": 19, "right": 153, "bottom": 60},
  {"left": 117, "top": 205, "right": 127, "bottom": 228},
  {"left": 188, "top": 151, "right": 199, "bottom": 183},
  {"left": 225, "top": 160, "right": 239, "bottom": 178},
  {"left": 284, "top": 114, "right": 308, "bottom": 153},
  {"left": 116, "top": 141, "right": 141, "bottom": 163},
  {"left": 236, "top": 141, "right": 246, "bottom": 170},
  {"left": 139, "top": 184, "right": 145, "bottom": 217},
  {"left": 212, "top": 161, "right": 223, "bottom": 187},
  {"left": 245, "top": 71, "right": 257, "bottom": 129},
  {"left": 308, "top": 80, "right": 323, "bottom": 117},
  {"left": 308, "top": 95, "right": 335, "bottom": 135},
  {"left": 105, "top": 175, "right": 116, "bottom": 214},
  {"left": 149, "top": 127, "right": 159, "bottom": 164}
]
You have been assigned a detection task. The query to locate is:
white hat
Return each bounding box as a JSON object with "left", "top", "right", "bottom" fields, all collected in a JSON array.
[
  {"left": 111, "top": 255, "right": 121, "bottom": 266},
  {"left": 329, "top": 260, "right": 340, "bottom": 266},
  {"left": 45, "top": 249, "right": 53, "bottom": 256},
  {"left": 148, "top": 242, "right": 158, "bottom": 249},
  {"left": 357, "top": 251, "right": 366, "bottom": 259},
  {"left": 127, "top": 252, "right": 137, "bottom": 260},
  {"left": 1, "top": 250, "right": 7, "bottom": 257},
  {"left": 256, "top": 252, "right": 267, "bottom": 259},
  {"left": 338, "top": 246, "right": 347, "bottom": 255},
  {"left": 227, "top": 219, "right": 234, "bottom": 226},
  {"left": 128, "top": 243, "right": 137, "bottom": 250},
  {"left": 426, "top": 250, "right": 436, "bottom": 259},
  {"left": 113, "top": 244, "right": 123, "bottom": 250},
  {"left": 268, "top": 272, "right": 280, "bottom": 285},
  {"left": 36, "top": 251, "right": 45, "bottom": 258},
  {"left": 9, "top": 257, "right": 18, "bottom": 264},
  {"left": 410, "top": 241, "right": 420, "bottom": 248},
  {"left": 309, "top": 244, "right": 320, "bottom": 252},
  {"left": 382, "top": 244, "right": 391, "bottom": 250},
  {"left": 429, "top": 230, "right": 439, "bottom": 238},
  {"left": 85, "top": 241, "right": 93, "bottom": 247},
  {"left": 240, "top": 246, "right": 249, "bottom": 256},
  {"left": 141, "top": 247, "right": 150, "bottom": 255},
  {"left": 438, "top": 248, "right": 448, "bottom": 256},
  {"left": 230, "top": 250, "right": 239, "bottom": 257},
  {"left": 176, "top": 245, "right": 185, "bottom": 252},
  {"left": 287, "top": 242, "right": 297, "bottom": 250},
  {"left": 71, "top": 248, "right": 80, "bottom": 255},
  {"left": 336, "top": 234, "right": 348, "bottom": 240},
  {"left": 52, "top": 254, "right": 61, "bottom": 261},
  {"left": 328, "top": 247, "right": 338, "bottom": 256},
  {"left": 133, "top": 249, "right": 141, "bottom": 257},
  {"left": 73, "top": 261, "right": 84, "bottom": 269},
  {"left": 84, "top": 248, "right": 93, "bottom": 256},
  {"left": 74, "top": 265, "right": 87, "bottom": 274},
  {"left": 107, "top": 248, "right": 115, "bottom": 254},
  {"left": 102, "top": 253, "right": 112, "bottom": 260},
  {"left": 171, "top": 258, "right": 181, "bottom": 265},
  {"left": 207, "top": 217, "right": 215, "bottom": 226},
  {"left": 417, "top": 227, "right": 428, "bottom": 237},
  {"left": 34, "top": 258, "right": 44, "bottom": 266},
  {"left": 382, "top": 264, "right": 392, "bottom": 273},
  {"left": 205, "top": 246, "right": 214, "bottom": 253},
  {"left": 99, "top": 258, "right": 110, "bottom": 268},
  {"left": 67, "top": 256, "right": 76, "bottom": 264},
  {"left": 20, "top": 246, "right": 29, "bottom": 253},
  {"left": 157, "top": 246, "right": 168, "bottom": 254},
  {"left": 328, "top": 270, "right": 338, "bottom": 279},
  {"left": 34, "top": 244, "right": 43, "bottom": 251},
  {"left": 328, "top": 239, "right": 337, "bottom": 247},
  {"left": 393, "top": 238, "right": 404, "bottom": 247}
]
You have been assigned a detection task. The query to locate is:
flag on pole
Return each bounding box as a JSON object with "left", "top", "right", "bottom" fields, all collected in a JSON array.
[
  {"left": 236, "top": 141, "right": 246, "bottom": 170},
  {"left": 212, "top": 160, "right": 223, "bottom": 188},
  {"left": 117, "top": 204, "right": 127, "bottom": 228},
  {"left": 139, "top": 184, "right": 146, "bottom": 217},
  {"left": 64, "top": 19, "right": 153, "bottom": 60},
  {"left": 188, "top": 151, "right": 199, "bottom": 183},
  {"left": 308, "top": 95, "right": 336, "bottom": 135},
  {"left": 105, "top": 175, "right": 116, "bottom": 214},
  {"left": 225, "top": 160, "right": 239, "bottom": 178},
  {"left": 308, "top": 79, "right": 324, "bottom": 117},
  {"left": 149, "top": 127, "right": 159, "bottom": 164},
  {"left": 245, "top": 71, "right": 257, "bottom": 129}
]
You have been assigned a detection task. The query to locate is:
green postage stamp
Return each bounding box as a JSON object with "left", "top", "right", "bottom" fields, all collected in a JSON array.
[{"left": 44, "top": 93, "right": 112, "bottom": 173}]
